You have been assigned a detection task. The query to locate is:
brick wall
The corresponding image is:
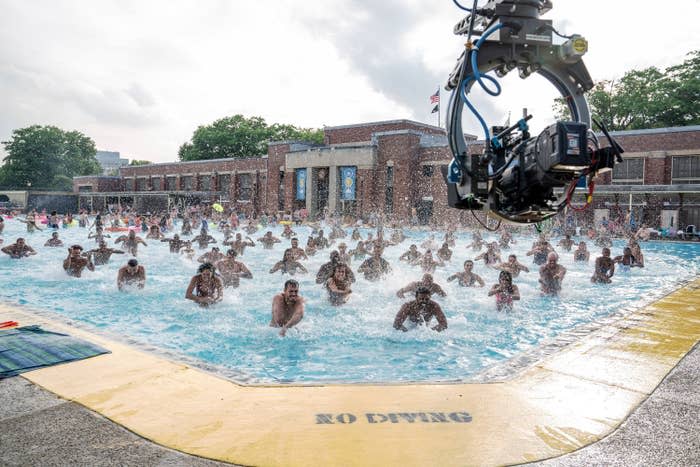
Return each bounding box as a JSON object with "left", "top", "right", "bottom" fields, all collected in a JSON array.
[{"left": 325, "top": 120, "right": 444, "bottom": 145}]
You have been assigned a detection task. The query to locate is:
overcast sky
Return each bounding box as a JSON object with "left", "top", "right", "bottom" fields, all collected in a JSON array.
[{"left": 1, "top": 0, "right": 698, "bottom": 164}]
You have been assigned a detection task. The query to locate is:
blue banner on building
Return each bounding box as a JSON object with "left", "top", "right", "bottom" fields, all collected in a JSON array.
[
  {"left": 296, "top": 169, "right": 307, "bottom": 200},
  {"left": 340, "top": 166, "right": 356, "bottom": 200}
]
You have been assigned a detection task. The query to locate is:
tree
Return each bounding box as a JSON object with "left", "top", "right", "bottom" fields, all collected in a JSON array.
[
  {"left": 0, "top": 125, "right": 101, "bottom": 191},
  {"left": 553, "top": 50, "right": 699, "bottom": 130},
  {"left": 129, "top": 160, "right": 152, "bottom": 166},
  {"left": 178, "top": 114, "right": 324, "bottom": 161}
]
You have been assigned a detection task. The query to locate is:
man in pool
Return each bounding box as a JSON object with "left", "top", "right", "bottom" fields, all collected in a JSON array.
[
  {"left": 396, "top": 273, "right": 447, "bottom": 299},
  {"left": 393, "top": 287, "right": 448, "bottom": 333},
  {"left": 114, "top": 230, "right": 148, "bottom": 256},
  {"left": 269, "top": 249, "right": 308, "bottom": 275},
  {"left": 399, "top": 244, "right": 422, "bottom": 263},
  {"left": 63, "top": 245, "right": 94, "bottom": 277},
  {"left": 1, "top": 238, "right": 37, "bottom": 258},
  {"left": 215, "top": 249, "right": 253, "bottom": 288},
  {"left": 197, "top": 246, "right": 225, "bottom": 264},
  {"left": 192, "top": 228, "right": 217, "bottom": 249},
  {"left": 474, "top": 242, "right": 501, "bottom": 267},
  {"left": 258, "top": 231, "right": 282, "bottom": 249},
  {"left": 224, "top": 233, "right": 255, "bottom": 256},
  {"left": 358, "top": 246, "right": 392, "bottom": 281},
  {"left": 316, "top": 250, "right": 355, "bottom": 284},
  {"left": 591, "top": 247, "right": 615, "bottom": 283},
  {"left": 573, "top": 241, "right": 590, "bottom": 262},
  {"left": 44, "top": 232, "right": 64, "bottom": 247},
  {"left": 185, "top": 262, "right": 223, "bottom": 306},
  {"left": 117, "top": 258, "right": 146, "bottom": 290},
  {"left": 494, "top": 254, "right": 530, "bottom": 278},
  {"left": 288, "top": 237, "right": 308, "bottom": 261},
  {"left": 270, "top": 279, "right": 305, "bottom": 337},
  {"left": 539, "top": 252, "right": 567, "bottom": 296},
  {"left": 87, "top": 240, "right": 125, "bottom": 265},
  {"left": 447, "top": 260, "right": 485, "bottom": 287},
  {"left": 161, "top": 233, "right": 188, "bottom": 253}
]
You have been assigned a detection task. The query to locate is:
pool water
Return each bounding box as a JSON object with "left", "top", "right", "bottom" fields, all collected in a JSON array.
[{"left": 0, "top": 218, "right": 698, "bottom": 383}]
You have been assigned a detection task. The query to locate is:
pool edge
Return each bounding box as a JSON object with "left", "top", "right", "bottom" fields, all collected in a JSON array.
[{"left": 1, "top": 277, "right": 698, "bottom": 466}]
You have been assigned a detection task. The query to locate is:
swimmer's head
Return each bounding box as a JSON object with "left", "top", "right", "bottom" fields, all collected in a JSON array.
[
  {"left": 422, "top": 273, "right": 434, "bottom": 284},
  {"left": 198, "top": 262, "right": 215, "bottom": 275},
  {"left": 464, "top": 259, "right": 473, "bottom": 269},
  {"left": 579, "top": 241, "right": 587, "bottom": 248},
  {"left": 410, "top": 244, "right": 417, "bottom": 250},
  {"left": 227, "top": 249, "right": 237, "bottom": 258},
  {"left": 338, "top": 242, "right": 347, "bottom": 250},
  {"left": 173, "top": 234, "right": 180, "bottom": 240},
  {"left": 499, "top": 270, "right": 513, "bottom": 284},
  {"left": 547, "top": 252, "right": 558, "bottom": 264},
  {"left": 127, "top": 259, "right": 138, "bottom": 268},
  {"left": 415, "top": 286, "right": 431, "bottom": 303},
  {"left": 508, "top": 254, "right": 517, "bottom": 262},
  {"left": 291, "top": 238, "right": 299, "bottom": 246},
  {"left": 283, "top": 279, "right": 299, "bottom": 299},
  {"left": 70, "top": 244, "right": 83, "bottom": 251},
  {"left": 602, "top": 247, "right": 611, "bottom": 256},
  {"left": 99, "top": 240, "right": 107, "bottom": 248},
  {"left": 51, "top": 232, "right": 59, "bottom": 238},
  {"left": 330, "top": 250, "right": 340, "bottom": 262}
]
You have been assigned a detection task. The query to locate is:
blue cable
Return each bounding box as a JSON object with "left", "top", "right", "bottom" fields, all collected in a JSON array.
[{"left": 452, "top": 0, "right": 473, "bottom": 12}]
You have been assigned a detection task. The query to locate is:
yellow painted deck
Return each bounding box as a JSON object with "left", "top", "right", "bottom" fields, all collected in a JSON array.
[{"left": 1, "top": 278, "right": 698, "bottom": 466}]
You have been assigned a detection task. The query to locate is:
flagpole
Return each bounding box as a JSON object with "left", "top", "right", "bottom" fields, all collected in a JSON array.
[{"left": 438, "top": 89, "right": 441, "bottom": 128}]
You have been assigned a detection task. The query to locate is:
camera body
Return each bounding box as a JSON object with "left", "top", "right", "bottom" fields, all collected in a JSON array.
[{"left": 444, "top": 0, "right": 622, "bottom": 223}]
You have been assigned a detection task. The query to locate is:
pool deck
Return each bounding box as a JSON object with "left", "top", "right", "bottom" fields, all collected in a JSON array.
[{"left": 0, "top": 278, "right": 699, "bottom": 466}]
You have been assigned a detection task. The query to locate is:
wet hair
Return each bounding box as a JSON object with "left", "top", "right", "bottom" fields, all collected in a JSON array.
[
  {"left": 198, "top": 262, "right": 215, "bottom": 273},
  {"left": 464, "top": 259, "right": 473, "bottom": 266},
  {"left": 226, "top": 249, "right": 237, "bottom": 257},
  {"left": 499, "top": 271, "right": 513, "bottom": 283},
  {"left": 71, "top": 244, "right": 83, "bottom": 251},
  {"left": 127, "top": 259, "right": 138, "bottom": 267},
  {"left": 415, "top": 286, "right": 431, "bottom": 296},
  {"left": 284, "top": 279, "right": 299, "bottom": 290}
]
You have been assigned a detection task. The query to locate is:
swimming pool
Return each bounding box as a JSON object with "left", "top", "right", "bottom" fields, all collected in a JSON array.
[{"left": 1, "top": 218, "right": 697, "bottom": 384}]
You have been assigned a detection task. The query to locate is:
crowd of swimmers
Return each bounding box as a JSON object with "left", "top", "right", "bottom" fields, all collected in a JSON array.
[{"left": 0, "top": 207, "right": 649, "bottom": 337}]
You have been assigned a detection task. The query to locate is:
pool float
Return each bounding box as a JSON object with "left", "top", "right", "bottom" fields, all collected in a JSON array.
[
  {"left": 279, "top": 220, "right": 293, "bottom": 225},
  {"left": 0, "top": 320, "right": 19, "bottom": 329},
  {"left": 106, "top": 226, "right": 130, "bottom": 232}
]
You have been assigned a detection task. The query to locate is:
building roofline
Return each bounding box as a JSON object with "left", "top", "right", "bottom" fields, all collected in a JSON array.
[
  {"left": 323, "top": 119, "right": 446, "bottom": 133},
  {"left": 118, "top": 156, "right": 267, "bottom": 170},
  {"left": 73, "top": 176, "right": 122, "bottom": 180},
  {"left": 605, "top": 125, "right": 700, "bottom": 137}
]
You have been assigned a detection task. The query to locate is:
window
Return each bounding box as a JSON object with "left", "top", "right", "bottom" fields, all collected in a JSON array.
[
  {"left": 182, "top": 176, "right": 193, "bottom": 191},
  {"left": 166, "top": 176, "right": 177, "bottom": 191},
  {"left": 385, "top": 166, "right": 394, "bottom": 214},
  {"left": 278, "top": 171, "right": 285, "bottom": 211},
  {"left": 238, "top": 173, "right": 253, "bottom": 201},
  {"left": 217, "top": 174, "right": 231, "bottom": 193},
  {"left": 672, "top": 155, "right": 700, "bottom": 184},
  {"left": 151, "top": 177, "right": 162, "bottom": 191},
  {"left": 199, "top": 175, "right": 211, "bottom": 191},
  {"left": 125, "top": 179, "right": 135, "bottom": 191},
  {"left": 422, "top": 165, "right": 434, "bottom": 177},
  {"left": 612, "top": 158, "right": 644, "bottom": 185},
  {"left": 136, "top": 178, "right": 148, "bottom": 191},
  {"left": 78, "top": 185, "right": 93, "bottom": 193}
]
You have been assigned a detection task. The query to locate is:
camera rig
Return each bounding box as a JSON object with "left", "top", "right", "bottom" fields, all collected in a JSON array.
[{"left": 443, "top": 0, "right": 624, "bottom": 224}]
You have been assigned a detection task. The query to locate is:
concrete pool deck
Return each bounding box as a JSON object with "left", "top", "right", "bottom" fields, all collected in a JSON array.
[{"left": 0, "top": 278, "right": 698, "bottom": 466}]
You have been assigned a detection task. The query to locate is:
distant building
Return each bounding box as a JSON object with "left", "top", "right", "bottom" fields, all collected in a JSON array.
[
  {"left": 74, "top": 120, "right": 700, "bottom": 229},
  {"left": 95, "top": 150, "right": 129, "bottom": 175}
]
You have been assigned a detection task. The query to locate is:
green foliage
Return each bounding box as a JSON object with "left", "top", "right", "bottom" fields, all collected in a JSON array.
[
  {"left": 553, "top": 50, "right": 699, "bottom": 130},
  {"left": 178, "top": 114, "right": 324, "bottom": 161},
  {"left": 0, "top": 125, "right": 100, "bottom": 190},
  {"left": 129, "top": 159, "right": 152, "bottom": 166}
]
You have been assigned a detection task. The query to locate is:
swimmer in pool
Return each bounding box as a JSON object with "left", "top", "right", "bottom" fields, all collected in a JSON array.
[
  {"left": 393, "top": 287, "right": 448, "bottom": 333},
  {"left": 358, "top": 246, "right": 392, "bottom": 281},
  {"left": 1, "top": 238, "right": 37, "bottom": 258},
  {"left": 288, "top": 237, "right": 308, "bottom": 261},
  {"left": 613, "top": 247, "right": 641, "bottom": 271},
  {"left": 474, "top": 242, "right": 501, "bottom": 267},
  {"left": 161, "top": 234, "right": 188, "bottom": 253},
  {"left": 436, "top": 242, "right": 453, "bottom": 262},
  {"left": 87, "top": 241, "right": 125, "bottom": 265},
  {"left": 192, "top": 228, "right": 216, "bottom": 249},
  {"left": 494, "top": 254, "right": 530, "bottom": 278},
  {"left": 270, "top": 279, "right": 305, "bottom": 336},
  {"left": 539, "top": 252, "right": 566, "bottom": 296},
  {"left": 326, "top": 266, "right": 353, "bottom": 306},
  {"left": 557, "top": 234, "right": 575, "bottom": 252},
  {"left": 488, "top": 271, "right": 520, "bottom": 311},
  {"left": 447, "top": 260, "right": 485, "bottom": 287},
  {"left": 215, "top": 249, "right": 253, "bottom": 288},
  {"left": 117, "top": 258, "right": 146, "bottom": 290},
  {"left": 396, "top": 273, "right": 447, "bottom": 299},
  {"left": 591, "top": 247, "right": 615, "bottom": 283},
  {"left": 258, "top": 231, "right": 282, "bottom": 249},
  {"left": 399, "top": 244, "right": 422, "bottom": 263},
  {"left": 185, "top": 262, "right": 223, "bottom": 306},
  {"left": 573, "top": 241, "right": 590, "bottom": 262},
  {"left": 44, "top": 232, "right": 64, "bottom": 247},
  {"left": 269, "top": 249, "right": 308, "bottom": 275},
  {"left": 316, "top": 250, "right": 355, "bottom": 284},
  {"left": 197, "top": 247, "right": 225, "bottom": 264},
  {"left": 114, "top": 230, "right": 148, "bottom": 256},
  {"left": 63, "top": 245, "right": 94, "bottom": 277},
  {"left": 224, "top": 233, "right": 255, "bottom": 256}
]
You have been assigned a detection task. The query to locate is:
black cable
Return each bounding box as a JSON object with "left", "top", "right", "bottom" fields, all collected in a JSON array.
[{"left": 470, "top": 208, "right": 501, "bottom": 232}]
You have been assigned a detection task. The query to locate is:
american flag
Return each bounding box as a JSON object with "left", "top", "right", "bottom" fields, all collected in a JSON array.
[{"left": 430, "top": 89, "right": 440, "bottom": 104}]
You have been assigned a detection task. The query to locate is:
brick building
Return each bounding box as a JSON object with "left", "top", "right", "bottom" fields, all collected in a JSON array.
[{"left": 73, "top": 120, "right": 700, "bottom": 229}]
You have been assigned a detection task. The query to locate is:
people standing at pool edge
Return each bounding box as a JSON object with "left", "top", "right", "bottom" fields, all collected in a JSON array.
[{"left": 271, "top": 279, "right": 305, "bottom": 336}]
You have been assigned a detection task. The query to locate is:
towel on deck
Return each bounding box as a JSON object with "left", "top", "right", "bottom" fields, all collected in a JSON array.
[{"left": 0, "top": 325, "right": 110, "bottom": 378}]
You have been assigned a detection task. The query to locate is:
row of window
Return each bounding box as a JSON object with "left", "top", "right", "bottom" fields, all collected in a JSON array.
[
  {"left": 611, "top": 155, "right": 700, "bottom": 184},
  {"left": 122, "top": 174, "right": 255, "bottom": 200}
]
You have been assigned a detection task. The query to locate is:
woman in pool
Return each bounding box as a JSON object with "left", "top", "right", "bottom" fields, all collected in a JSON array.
[
  {"left": 185, "top": 262, "right": 223, "bottom": 306},
  {"left": 327, "top": 266, "right": 352, "bottom": 306},
  {"left": 488, "top": 271, "right": 520, "bottom": 311}
]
